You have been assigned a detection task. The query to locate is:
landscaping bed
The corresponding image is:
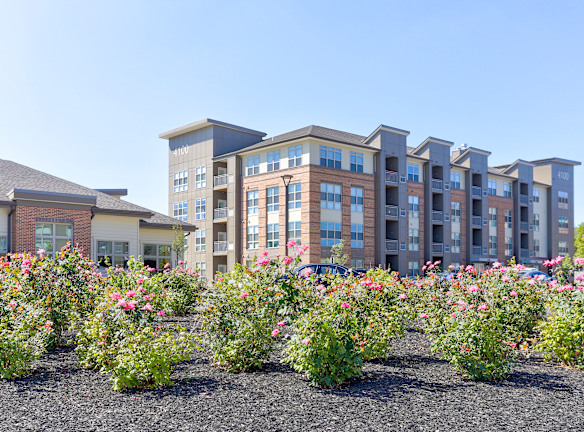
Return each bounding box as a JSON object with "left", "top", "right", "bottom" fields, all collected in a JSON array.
[{"left": 1, "top": 318, "right": 583, "bottom": 432}]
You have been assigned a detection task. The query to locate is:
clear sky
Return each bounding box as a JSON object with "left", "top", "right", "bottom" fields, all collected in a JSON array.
[{"left": 1, "top": 1, "right": 583, "bottom": 221}]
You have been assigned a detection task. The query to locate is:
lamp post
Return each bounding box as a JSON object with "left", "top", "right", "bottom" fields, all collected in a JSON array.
[{"left": 281, "top": 174, "right": 293, "bottom": 251}]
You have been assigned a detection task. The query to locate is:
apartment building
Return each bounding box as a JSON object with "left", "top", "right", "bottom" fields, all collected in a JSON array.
[{"left": 161, "top": 118, "right": 579, "bottom": 277}]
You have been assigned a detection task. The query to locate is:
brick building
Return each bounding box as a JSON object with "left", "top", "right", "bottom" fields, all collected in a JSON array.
[
  {"left": 0, "top": 159, "right": 195, "bottom": 267},
  {"left": 160, "top": 118, "right": 580, "bottom": 277}
]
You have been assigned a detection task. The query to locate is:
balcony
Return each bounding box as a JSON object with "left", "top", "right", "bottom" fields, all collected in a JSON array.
[
  {"left": 214, "top": 241, "right": 228, "bottom": 253},
  {"left": 432, "top": 210, "right": 443, "bottom": 223},
  {"left": 520, "top": 221, "right": 529, "bottom": 232},
  {"left": 385, "top": 170, "right": 398, "bottom": 186},
  {"left": 471, "top": 186, "right": 482, "bottom": 198},
  {"left": 432, "top": 243, "right": 444, "bottom": 254},
  {"left": 385, "top": 205, "right": 399, "bottom": 219},
  {"left": 519, "top": 194, "right": 529, "bottom": 206},
  {"left": 431, "top": 178, "right": 443, "bottom": 191},
  {"left": 472, "top": 216, "right": 482, "bottom": 227},
  {"left": 385, "top": 239, "right": 398, "bottom": 253},
  {"left": 213, "top": 207, "right": 228, "bottom": 221},
  {"left": 520, "top": 248, "right": 529, "bottom": 258},
  {"left": 472, "top": 245, "right": 482, "bottom": 256},
  {"left": 213, "top": 174, "right": 229, "bottom": 189}
]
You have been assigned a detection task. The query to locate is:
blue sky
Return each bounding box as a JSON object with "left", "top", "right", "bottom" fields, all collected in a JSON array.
[{"left": 1, "top": 1, "right": 583, "bottom": 221}]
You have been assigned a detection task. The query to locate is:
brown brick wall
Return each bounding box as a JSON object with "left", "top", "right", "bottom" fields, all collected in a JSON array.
[
  {"left": 12, "top": 205, "right": 92, "bottom": 255},
  {"left": 240, "top": 165, "right": 375, "bottom": 266}
]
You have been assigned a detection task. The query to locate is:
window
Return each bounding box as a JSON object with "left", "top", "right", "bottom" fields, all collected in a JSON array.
[
  {"left": 350, "top": 187, "right": 364, "bottom": 212},
  {"left": 408, "top": 196, "right": 419, "bottom": 218},
  {"left": 320, "top": 145, "right": 341, "bottom": 169},
  {"left": 351, "top": 259, "right": 364, "bottom": 269},
  {"left": 533, "top": 187, "right": 540, "bottom": 203},
  {"left": 288, "top": 221, "right": 301, "bottom": 245},
  {"left": 533, "top": 239, "right": 540, "bottom": 254},
  {"left": 35, "top": 223, "right": 72, "bottom": 258},
  {"left": 267, "top": 151, "right": 280, "bottom": 172},
  {"left": 408, "top": 261, "right": 420, "bottom": 277},
  {"left": 195, "top": 166, "right": 206, "bottom": 188},
  {"left": 503, "top": 182, "right": 512, "bottom": 198},
  {"left": 288, "top": 183, "right": 301, "bottom": 209},
  {"left": 451, "top": 202, "right": 461, "bottom": 223},
  {"left": 559, "top": 241, "right": 568, "bottom": 256},
  {"left": 450, "top": 171, "right": 461, "bottom": 189},
  {"left": 489, "top": 236, "right": 497, "bottom": 256},
  {"left": 558, "top": 191, "right": 569, "bottom": 208},
  {"left": 173, "top": 201, "right": 188, "bottom": 222},
  {"left": 288, "top": 145, "right": 302, "bottom": 167},
  {"left": 489, "top": 207, "right": 497, "bottom": 227},
  {"left": 267, "top": 224, "right": 279, "bottom": 248},
  {"left": 533, "top": 214, "right": 540, "bottom": 231},
  {"left": 267, "top": 187, "right": 279, "bottom": 212},
  {"left": 505, "top": 210, "right": 512, "bottom": 229},
  {"left": 195, "top": 229, "right": 206, "bottom": 252},
  {"left": 408, "top": 228, "right": 420, "bottom": 251},
  {"left": 247, "top": 225, "right": 259, "bottom": 249},
  {"left": 0, "top": 236, "right": 6, "bottom": 256},
  {"left": 350, "top": 152, "right": 363, "bottom": 172},
  {"left": 247, "top": 190, "right": 259, "bottom": 215},
  {"left": 143, "top": 244, "right": 171, "bottom": 269},
  {"left": 488, "top": 179, "right": 497, "bottom": 196},
  {"left": 194, "top": 261, "right": 206, "bottom": 278},
  {"left": 407, "top": 163, "right": 419, "bottom": 182},
  {"left": 351, "top": 224, "right": 363, "bottom": 248},
  {"left": 246, "top": 155, "right": 260, "bottom": 176},
  {"left": 505, "top": 237, "right": 513, "bottom": 256},
  {"left": 97, "top": 240, "right": 128, "bottom": 267},
  {"left": 195, "top": 198, "right": 206, "bottom": 220},
  {"left": 558, "top": 216, "right": 569, "bottom": 229},
  {"left": 321, "top": 183, "right": 342, "bottom": 210},
  {"left": 173, "top": 170, "right": 188, "bottom": 192},
  {"left": 320, "top": 222, "right": 342, "bottom": 246},
  {"left": 451, "top": 232, "right": 461, "bottom": 253}
]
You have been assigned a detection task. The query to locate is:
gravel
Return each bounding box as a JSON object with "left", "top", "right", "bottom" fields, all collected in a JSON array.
[{"left": 1, "top": 317, "right": 583, "bottom": 432}]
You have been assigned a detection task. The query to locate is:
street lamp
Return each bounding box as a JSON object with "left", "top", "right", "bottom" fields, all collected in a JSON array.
[{"left": 281, "top": 174, "right": 293, "bottom": 250}]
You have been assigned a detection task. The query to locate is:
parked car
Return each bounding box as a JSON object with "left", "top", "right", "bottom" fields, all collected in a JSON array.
[
  {"left": 292, "top": 263, "right": 365, "bottom": 283},
  {"left": 518, "top": 269, "right": 552, "bottom": 281}
]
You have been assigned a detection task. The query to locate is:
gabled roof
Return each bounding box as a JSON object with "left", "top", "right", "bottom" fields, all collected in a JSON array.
[
  {"left": 0, "top": 159, "right": 196, "bottom": 231},
  {"left": 215, "top": 125, "right": 376, "bottom": 159},
  {"left": 450, "top": 146, "right": 492, "bottom": 164},
  {"left": 531, "top": 157, "right": 581, "bottom": 167}
]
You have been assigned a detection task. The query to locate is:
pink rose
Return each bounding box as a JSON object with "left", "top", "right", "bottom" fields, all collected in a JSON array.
[
  {"left": 126, "top": 290, "right": 137, "bottom": 298},
  {"left": 271, "top": 329, "right": 280, "bottom": 337},
  {"left": 110, "top": 292, "right": 122, "bottom": 300},
  {"left": 420, "top": 313, "right": 428, "bottom": 319},
  {"left": 341, "top": 302, "right": 350, "bottom": 309},
  {"left": 302, "top": 338, "right": 311, "bottom": 346},
  {"left": 286, "top": 240, "right": 297, "bottom": 248},
  {"left": 141, "top": 303, "right": 154, "bottom": 312},
  {"left": 277, "top": 321, "right": 286, "bottom": 327},
  {"left": 239, "top": 292, "right": 249, "bottom": 299},
  {"left": 136, "top": 278, "right": 144, "bottom": 284}
]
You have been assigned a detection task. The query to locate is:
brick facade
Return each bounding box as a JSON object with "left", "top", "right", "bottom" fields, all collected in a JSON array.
[
  {"left": 240, "top": 165, "right": 375, "bottom": 266},
  {"left": 488, "top": 195, "right": 514, "bottom": 263},
  {"left": 12, "top": 205, "right": 92, "bottom": 255}
]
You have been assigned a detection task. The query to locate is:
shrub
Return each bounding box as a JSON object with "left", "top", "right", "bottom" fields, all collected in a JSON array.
[
  {"left": 419, "top": 261, "right": 547, "bottom": 380},
  {"left": 201, "top": 251, "right": 304, "bottom": 372},
  {"left": 76, "top": 265, "right": 196, "bottom": 390},
  {"left": 536, "top": 256, "right": 584, "bottom": 369},
  {"left": 159, "top": 264, "right": 205, "bottom": 316}
]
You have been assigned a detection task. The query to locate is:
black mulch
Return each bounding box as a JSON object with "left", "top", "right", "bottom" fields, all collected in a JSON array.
[{"left": 1, "top": 316, "right": 583, "bottom": 432}]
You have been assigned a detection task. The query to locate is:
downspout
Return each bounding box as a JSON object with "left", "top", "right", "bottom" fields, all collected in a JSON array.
[{"left": 7, "top": 204, "right": 15, "bottom": 253}]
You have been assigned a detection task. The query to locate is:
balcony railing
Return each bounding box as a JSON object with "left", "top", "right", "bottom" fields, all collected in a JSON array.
[
  {"left": 432, "top": 210, "right": 443, "bottom": 223},
  {"left": 385, "top": 205, "right": 398, "bottom": 218},
  {"left": 519, "top": 194, "right": 529, "bottom": 205},
  {"left": 213, "top": 208, "right": 228, "bottom": 220},
  {"left": 432, "top": 178, "right": 443, "bottom": 191},
  {"left": 385, "top": 239, "right": 398, "bottom": 253},
  {"left": 472, "top": 216, "right": 482, "bottom": 227},
  {"left": 472, "top": 245, "right": 482, "bottom": 256},
  {"left": 213, "top": 174, "right": 228, "bottom": 188},
  {"left": 214, "top": 241, "right": 228, "bottom": 252},
  {"left": 432, "top": 243, "right": 444, "bottom": 254},
  {"left": 520, "top": 221, "right": 529, "bottom": 232},
  {"left": 385, "top": 170, "right": 398, "bottom": 185},
  {"left": 520, "top": 248, "right": 529, "bottom": 258},
  {"left": 471, "top": 186, "right": 482, "bottom": 198}
]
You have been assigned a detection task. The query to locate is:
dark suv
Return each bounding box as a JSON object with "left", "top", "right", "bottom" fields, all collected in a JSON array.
[{"left": 292, "top": 263, "right": 366, "bottom": 283}]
